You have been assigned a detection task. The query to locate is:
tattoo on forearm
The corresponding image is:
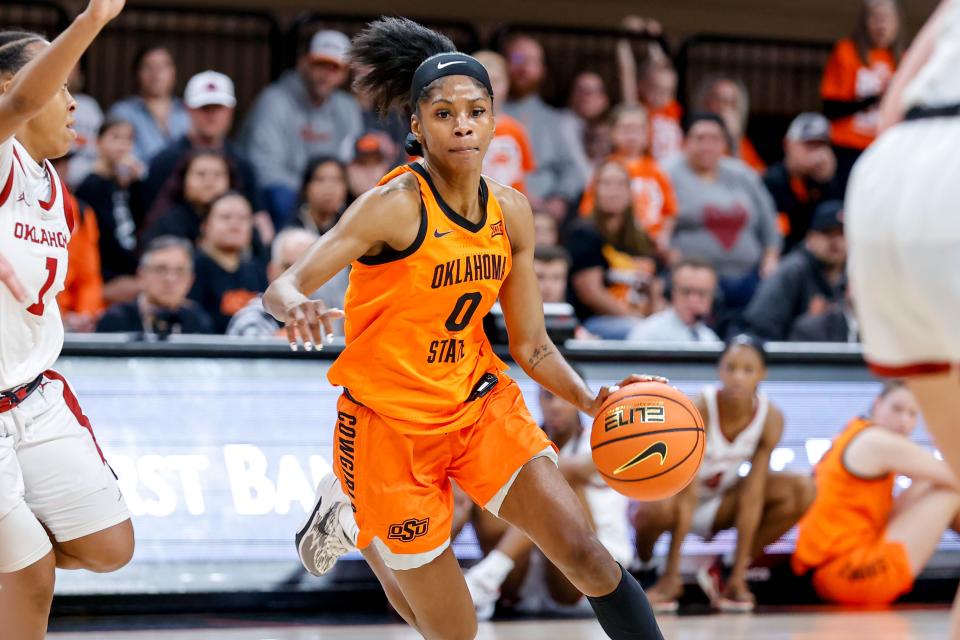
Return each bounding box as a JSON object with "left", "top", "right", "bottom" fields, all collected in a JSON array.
[{"left": 528, "top": 343, "right": 554, "bottom": 369}]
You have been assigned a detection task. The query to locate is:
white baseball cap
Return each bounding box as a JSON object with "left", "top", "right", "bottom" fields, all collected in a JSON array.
[
  {"left": 309, "top": 30, "right": 350, "bottom": 67},
  {"left": 184, "top": 71, "right": 237, "bottom": 109}
]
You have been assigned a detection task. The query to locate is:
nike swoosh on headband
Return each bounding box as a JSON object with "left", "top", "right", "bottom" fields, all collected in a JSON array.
[{"left": 437, "top": 60, "right": 467, "bottom": 69}]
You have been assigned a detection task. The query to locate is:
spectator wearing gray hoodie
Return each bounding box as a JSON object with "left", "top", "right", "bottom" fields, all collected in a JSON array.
[
  {"left": 502, "top": 34, "right": 589, "bottom": 223},
  {"left": 240, "top": 30, "right": 362, "bottom": 225}
]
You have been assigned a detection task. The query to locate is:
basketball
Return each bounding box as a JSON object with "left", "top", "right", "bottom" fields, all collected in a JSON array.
[{"left": 591, "top": 382, "right": 705, "bottom": 501}]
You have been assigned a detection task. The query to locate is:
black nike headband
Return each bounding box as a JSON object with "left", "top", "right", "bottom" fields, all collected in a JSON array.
[
  {"left": 406, "top": 52, "right": 494, "bottom": 155},
  {"left": 409, "top": 52, "right": 494, "bottom": 110}
]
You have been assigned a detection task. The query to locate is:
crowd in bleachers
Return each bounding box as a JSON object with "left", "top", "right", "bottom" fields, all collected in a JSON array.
[{"left": 52, "top": 0, "right": 903, "bottom": 343}]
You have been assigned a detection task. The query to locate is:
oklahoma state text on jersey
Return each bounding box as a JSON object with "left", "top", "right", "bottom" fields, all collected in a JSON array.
[{"left": 327, "top": 163, "right": 512, "bottom": 435}]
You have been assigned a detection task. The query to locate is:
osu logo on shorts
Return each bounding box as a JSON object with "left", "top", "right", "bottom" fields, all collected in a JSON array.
[{"left": 388, "top": 517, "right": 430, "bottom": 542}]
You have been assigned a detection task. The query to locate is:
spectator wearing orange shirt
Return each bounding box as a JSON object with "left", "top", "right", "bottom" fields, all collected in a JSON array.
[
  {"left": 473, "top": 50, "right": 536, "bottom": 195},
  {"left": 641, "top": 61, "right": 684, "bottom": 163},
  {"left": 694, "top": 76, "right": 766, "bottom": 174},
  {"left": 617, "top": 16, "right": 685, "bottom": 163},
  {"left": 51, "top": 155, "right": 104, "bottom": 333},
  {"left": 579, "top": 105, "right": 678, "bottom": 253},
  {"left": 821, "top": 0, "right": 904, "bottom": 187}
]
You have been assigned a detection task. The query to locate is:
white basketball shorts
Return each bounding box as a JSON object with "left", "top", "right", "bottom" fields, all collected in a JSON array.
[
  {"left": 0, "top": 370, "right": 129, "bottom": 573},
  {"left": 846, "top": 117, "right": 960, "bottom": 376}
]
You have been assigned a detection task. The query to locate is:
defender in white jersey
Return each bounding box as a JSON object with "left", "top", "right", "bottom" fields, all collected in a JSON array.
[
  {"left": 846, "top": 1, "right": 960, "bottom": 636},
  {"left": 0, "top": 4, "right": 129, "bottom": 640},
  {"left": 632, "top": 337, "right": 813, "bottom": 613}
]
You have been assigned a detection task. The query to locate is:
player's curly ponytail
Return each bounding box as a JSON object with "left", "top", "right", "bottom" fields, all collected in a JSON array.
[
  {"left": 350, "top": 17, "right": 456, "bottom": 117},
  {"left": 0, "top": 30, "right": 45, "bottom": 76}
]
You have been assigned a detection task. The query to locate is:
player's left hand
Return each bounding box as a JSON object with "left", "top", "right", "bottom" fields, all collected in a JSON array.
[{"left": 587, "top": 374, "right": 669, "bottom": 417}]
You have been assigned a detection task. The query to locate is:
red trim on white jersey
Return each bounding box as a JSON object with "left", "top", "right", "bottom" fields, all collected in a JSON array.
[
  {"left": 0, "top": 163, "right": 12, "bottom": 207},
  {"left": 43, "top": 369, "right": 106, "bottom": 464},
  {"left": 867, "top": 360, "right": 953, "bottom": 378},
  {"left": 10, "top": 145, "right": 24, "bottom": 172},
  {"left": 38, "top": 161, "right": 58, "bottom": 212},
  {"left": 55, "top": 168, "right": 77, "bottom": 235},
  {"left": 9, "top": 146, "right": 58, "bottom": 211}
]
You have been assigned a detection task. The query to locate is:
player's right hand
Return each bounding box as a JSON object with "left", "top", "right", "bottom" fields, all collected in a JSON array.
[
  {"left": 0, "top": 253, "right": 26, "bottom": 303},
  {"left": 282, "top": 298, "right": 345, "bottom": 352},
  {"left": 83, "top": 0, "right": 126, "bottom": 25}
]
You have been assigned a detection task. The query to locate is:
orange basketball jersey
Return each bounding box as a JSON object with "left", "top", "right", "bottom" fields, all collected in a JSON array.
[
  {"left": 327, "top": 163, "right": 512, "bottom": 435},
  {"left": 792, "top": 417, "right": 895, "bottom": 574}
]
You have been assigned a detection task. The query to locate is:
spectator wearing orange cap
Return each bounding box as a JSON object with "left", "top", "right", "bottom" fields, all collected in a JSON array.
[{"left": 346, "top": 131, "right": 400, "bottom": 203}]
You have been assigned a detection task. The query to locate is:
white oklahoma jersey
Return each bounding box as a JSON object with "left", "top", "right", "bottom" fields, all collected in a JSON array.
[
  {"left": 0, "top": 135, "right": 74, "bottom": 389},
  {"left": 690, "top": 384, "right": 768, "bottom": 538},
  {"left": 0, "top": 135, "right": 129, "bottom": 575},
  {"left": 846, "top": 0, "right": 960, "bottom": 375}
]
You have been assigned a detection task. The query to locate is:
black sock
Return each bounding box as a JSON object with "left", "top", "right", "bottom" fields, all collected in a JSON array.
[{"left": 587, "top": 564, "right": 664, "bottom": 640}]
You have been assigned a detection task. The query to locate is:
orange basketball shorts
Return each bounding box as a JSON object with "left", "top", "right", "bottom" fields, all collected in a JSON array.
[
  {"left": 331, "top": 377, "right": 556, "bottom": 570},
  {"left": 811, "top": 538, "right": 914, "bottom": 605}
]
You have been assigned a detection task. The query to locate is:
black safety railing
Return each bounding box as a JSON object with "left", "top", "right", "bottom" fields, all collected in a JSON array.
[
  {"left": 82, "top": 4, "right": 282, "bottom": 121},
  {"left": 489, "top": 23, "right": 669, "bottom": 108},
  {"left": 61, "top": 334, "right": 868, "bottom": 368}
]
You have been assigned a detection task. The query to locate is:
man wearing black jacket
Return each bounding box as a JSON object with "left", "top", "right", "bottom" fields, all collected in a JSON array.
[
  {"left": 763, "top": 113, "right": 844, "bottom": 253},
  {"left": 96, "top": 236, "right": 214, "bottom": 336},
  {"left": 742, "top": 200, "right": 846, "bottom": 341}
]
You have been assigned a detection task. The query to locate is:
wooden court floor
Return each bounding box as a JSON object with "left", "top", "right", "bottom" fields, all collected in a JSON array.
[{"left": 47, "top": 608, "right": 951, "bottom": 639}]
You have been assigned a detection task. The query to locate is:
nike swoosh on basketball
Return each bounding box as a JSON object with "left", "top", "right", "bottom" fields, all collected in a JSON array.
[
  {"left": 613, "top": 441, "right": 668, "bottom": 475},
  {"left": 437, "top": 60, "right": 467, "bottom": 69},
  {"left": 434, "top": 229, "right": 453, "bottom": 238}
]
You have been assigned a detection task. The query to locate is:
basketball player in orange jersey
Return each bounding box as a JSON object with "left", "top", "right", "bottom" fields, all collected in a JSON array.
[
  {"left": 0, "top": 4, "right": 131, "bottom": 640},
  {"left": 847, "top": 1, "right": 960, "bottom": 636},
  {"left": 793, "top": 381, "right": 960, "bottom": 606},
  {"left": 632, "top": 336, "right": 814, "bottom": 612},
  {"left": 264, "top": 17, "right": 665, "bottom": 640}
]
